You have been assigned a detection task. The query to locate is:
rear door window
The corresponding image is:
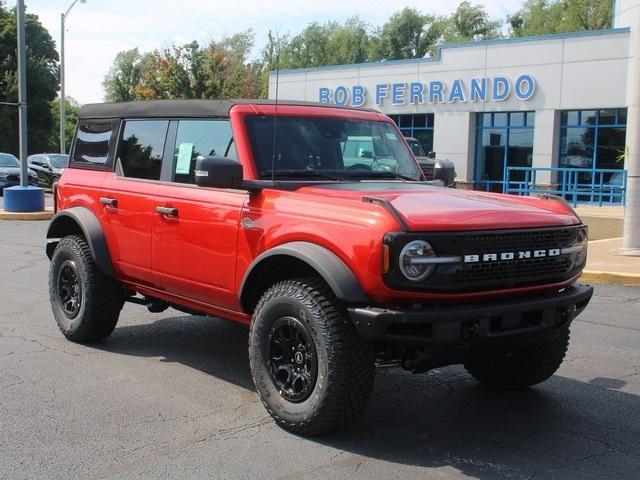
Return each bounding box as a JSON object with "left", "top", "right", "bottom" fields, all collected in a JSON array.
[{"left": 118, "top": 120, "right": 169, "bottom": 181}]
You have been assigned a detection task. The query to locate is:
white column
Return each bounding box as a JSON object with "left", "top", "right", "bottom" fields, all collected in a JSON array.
[
  {"left": 531, "top": 109, "right": 558, "bottom": 187},
  {"left": 616, "top": 0, "right": 640, "bottom": 254},
  {"left": 432, "top": 111, "right": 474, "bottom": 186}
]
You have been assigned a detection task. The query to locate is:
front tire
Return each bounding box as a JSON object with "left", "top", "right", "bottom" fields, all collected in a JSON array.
[
  {"left": 249, "top": 278, "right": 375, "bottom": 436},
  {"left": 49, "top": 235, "right": 124, "bottom": 342},
  {"left": 464, "top": 330, "right": 570, "bottom": 388}
]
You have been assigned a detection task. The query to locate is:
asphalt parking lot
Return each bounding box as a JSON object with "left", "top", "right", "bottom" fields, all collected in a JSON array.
[{"left": 1, "top": 217, "right": 639, "bottom": 480}]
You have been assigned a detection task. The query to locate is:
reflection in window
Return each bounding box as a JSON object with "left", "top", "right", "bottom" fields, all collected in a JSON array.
[
  {"left": 119, "top": 120, "right": 168, "bottom": 181},
  {"left": 475, "top": 111, "right": 534, "bottom": 192},
  {"left": 173, "top": 120, "right": 234, "bottom": 184},
  {"left": 559, "top": 109, "right": 627, "bottom": 183},
  {"left": 388, "top": 113, "right": 435, "bottom": 153},
  {"left": 73, "top": 122, "right": 115, "bottom": 165}
]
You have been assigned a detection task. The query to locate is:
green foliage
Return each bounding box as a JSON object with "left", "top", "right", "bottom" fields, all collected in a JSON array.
[
  {"left": 102, "top": 31, "right": 264, "bottom": 102},
  {"left": 371, "top": 8, "right": 448, "bottom": 60},
  {"left": 445, "top": 1, "right": 502, "bottom": 42},
  {"left": 48, "top": 96, "right": 79, "bottom": 152},
  {"left": 0, "top": 4, "right": 59, "bottom": 155},
  {"left": 509, "top": 0, "right": 612, "bottom": 36},
  {"left": 102, "top": 48, "right": 146, "bottom": 102}
]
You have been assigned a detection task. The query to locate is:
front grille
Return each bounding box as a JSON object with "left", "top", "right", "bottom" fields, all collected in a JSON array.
[
  {"left": 384, "top": 226, "right": 586, "bottom": 292},
  {"left": 7, "top": 174, "right": 18, "bottom": 182},
  {"left": 452, "top": 256, "right": 574, "bottom": 287},
  {"left": 434, "top": 227, "right": 579, "bottom": 255},
  {"left": 420, "top": 164, "right": 434, "bottom": 180}
]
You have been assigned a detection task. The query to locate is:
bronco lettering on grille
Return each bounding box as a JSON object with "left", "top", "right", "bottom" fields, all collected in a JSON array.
[{"left": 464, "top": 249, "right": 561, "bottom": 263}]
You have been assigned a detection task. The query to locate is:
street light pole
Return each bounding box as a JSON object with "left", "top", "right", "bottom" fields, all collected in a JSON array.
[
  {"left": 17, "top": 0, "right": 27, "bottom": 186},
  {"left": 59, "top": 0, "right": 86, "bottom": 155}
]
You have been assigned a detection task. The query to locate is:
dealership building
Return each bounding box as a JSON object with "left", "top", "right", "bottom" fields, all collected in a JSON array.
[{"left": 269, "top": 0, "right": 640, "bottom": 206}]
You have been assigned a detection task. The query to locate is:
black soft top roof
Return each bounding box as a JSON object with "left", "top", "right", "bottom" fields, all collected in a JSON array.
[{"left": 78, "top": 99, "right": 378, "bottom": 120}]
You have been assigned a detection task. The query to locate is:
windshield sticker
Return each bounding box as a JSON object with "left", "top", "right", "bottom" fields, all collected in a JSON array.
[{"left": 176, "top": 142, "right": 194, "bottom": 174}]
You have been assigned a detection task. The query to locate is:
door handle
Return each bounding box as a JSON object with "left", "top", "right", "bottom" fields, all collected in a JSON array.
[
  {"left": 156, "top": 206, "right": 178, "bottom": 216},
  {"left": 99, "top": 197, "right": 117, "bottom": 207}
]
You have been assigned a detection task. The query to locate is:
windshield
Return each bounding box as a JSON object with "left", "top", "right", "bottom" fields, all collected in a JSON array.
[
  {"left": 47, "top": 154, "right": 69, "bottom": 169},
  {"left": 407, "top": 138, "right": 426, "bottom": 157},
  {"left": 0, "top": 153, "right": 19, "bottom": 167},
  {"left": 246, "top": 116, "right": 422, "bottom": 181}
]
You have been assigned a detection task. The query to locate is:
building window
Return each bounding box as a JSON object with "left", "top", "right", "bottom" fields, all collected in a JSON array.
[
  {"left": 475, "top": 111, "right": 535, "bottom": 192},
  {"left": 388, "top": 114, "right": 434, "bottom": 154},
  {"left": 559, "top": 109, "right": 627, "bottom": 178}
]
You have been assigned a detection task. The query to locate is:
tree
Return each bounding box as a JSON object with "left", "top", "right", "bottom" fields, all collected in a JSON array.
[
  {"left": 48, "top": 96, "right": 79, "bottom": 152},
  {"left": 372, "top": 8, "right": 447, "bottom": 59},
  {"left": 103, "top": 31, "right": 264, "bottom": 101},
  {"left": 0, "top": 4, "right": 59, "bottom": 155},
  {"left": 509, "top": 0, "right": 612, "bottom": 37},
  {"left": 102, "top": 48, "right": 147, "bottom": 102},
  {"left": 445, "top": 1, "right": 502, "bottom": 42}
]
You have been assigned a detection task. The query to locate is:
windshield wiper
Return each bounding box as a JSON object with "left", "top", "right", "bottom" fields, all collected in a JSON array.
[
  {"left": 261, "top": 169, "right": 343, "bottom": 181},
  {"left": 344, "top": 170, "right": 418, "bottom": 182}
]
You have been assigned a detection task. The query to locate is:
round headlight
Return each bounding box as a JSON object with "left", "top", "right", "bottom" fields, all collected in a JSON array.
[{"left": 399, "top": 240, "right": 436, "bottom": 281}]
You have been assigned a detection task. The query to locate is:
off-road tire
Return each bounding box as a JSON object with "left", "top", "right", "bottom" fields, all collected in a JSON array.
[
  {"left": 249, "top": 278, "right": 375, "bottom": 436},
  {"left": 464, "top": 329, "right": 570, "bottom": 388},
  {"left": 49, "top": 235, "right": 124, "bottom": 342}
]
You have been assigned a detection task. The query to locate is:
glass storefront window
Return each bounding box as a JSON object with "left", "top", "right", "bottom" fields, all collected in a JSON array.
[
  {"left": 559, "top": 109, "right": 627, "bottom": 179},
  {"left": 389, "top": 113, "right": 435, "bottom": 153},
  {"left": 475, "top": 111, "right": 535, "bottom": 192}
]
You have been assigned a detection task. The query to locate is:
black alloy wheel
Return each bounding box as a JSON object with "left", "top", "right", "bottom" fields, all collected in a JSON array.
[
  {"left": 268, "top": 316, "right": 318, "bottom": 403},
  {"left": 57, "top": 259, "right": 82, "bottom": 321},
  {"left": 49, "top": 235, "right": 124, "bottom": 342},
  {"left": 249, "top": 277, "right": 375, "bottom": 435}
]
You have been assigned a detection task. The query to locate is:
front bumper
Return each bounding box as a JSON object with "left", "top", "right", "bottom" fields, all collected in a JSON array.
[{"left": 348, "top": 284, "right": 593, "bottom": 348}]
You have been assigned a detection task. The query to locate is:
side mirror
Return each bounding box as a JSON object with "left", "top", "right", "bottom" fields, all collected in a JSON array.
[
  {"left": 195, "top": 156, "right": 243, "bottom": 189},
  {"left": 427, "top": 151, "right": 436, "bottom": 159},
  {"left": 433, "top": 158, "right": 456, "bottom": 187}
]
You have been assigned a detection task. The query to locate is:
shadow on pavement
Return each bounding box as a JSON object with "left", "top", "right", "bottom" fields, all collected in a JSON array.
[{"left": 97, "top": 313, "right": 640, "bottom": 480}]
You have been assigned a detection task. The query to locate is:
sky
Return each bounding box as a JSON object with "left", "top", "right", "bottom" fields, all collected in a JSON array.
[{"left": 13, "top": 0, "right": 523, "bottom": 104}]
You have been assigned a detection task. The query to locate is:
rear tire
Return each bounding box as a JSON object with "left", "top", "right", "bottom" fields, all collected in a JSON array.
[
  {"left": 249, "top": 278, "right": 375, "bottom": 436},
  {"left": 49, "top": 235, "right": 124, "bottom": 342},
  {"left": 464, "top": 330, "right": 570, "bottom": 388}
]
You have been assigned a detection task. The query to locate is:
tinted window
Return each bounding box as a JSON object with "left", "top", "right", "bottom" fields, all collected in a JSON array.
[
  {"left": 119, "top": 120, "right": 168, "bottom": 181},
  {"left": 0, "top": 153, "right": 19, "bottom": 167},
  {"left": 73, "top": 122, "right": 115, "bottom": 166},
  {"left": 246, "top": 116, "right": 421, "bottom": 180},
  {"left": 48, "top": 155, "right": 69, "bottom": 169},
  {"left": 172, "top": 120, "right": 234, "bottom": 184}
]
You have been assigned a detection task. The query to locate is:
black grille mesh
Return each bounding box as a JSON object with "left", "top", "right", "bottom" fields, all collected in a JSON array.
[{"left": 420, "top": 164, "right": 434, "bottom": 180}]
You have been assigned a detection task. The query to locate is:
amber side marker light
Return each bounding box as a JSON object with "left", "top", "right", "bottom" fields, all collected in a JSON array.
[{"left": 382, "top": 244, "right": 390, "bottom": 273}]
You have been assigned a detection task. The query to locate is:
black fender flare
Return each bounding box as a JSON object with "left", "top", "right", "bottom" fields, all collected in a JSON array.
[
  {"left": 46, "top": 206, "right": 115, "bottom": 277},
  {"left": 239, "top": 241, "right": 371, "bottom": 311}
]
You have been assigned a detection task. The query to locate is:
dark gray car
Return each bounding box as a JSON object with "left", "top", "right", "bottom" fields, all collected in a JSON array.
[
  {"left": 404, "top": 137, "right": 456, "bottom": 187},
  {"left": 0, "top": 153, "right": 38, "bottom": 195},
  {"left": 28, "top": 153, "right": 69, "bottom": 188}
]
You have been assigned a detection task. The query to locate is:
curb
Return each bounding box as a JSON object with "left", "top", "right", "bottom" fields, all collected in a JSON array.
[
  {"left": 0, "top": 209, "right": 54, "bottom": 221},
  {"left": 581, "top": 270, "right": 640, "bottom": 285}
]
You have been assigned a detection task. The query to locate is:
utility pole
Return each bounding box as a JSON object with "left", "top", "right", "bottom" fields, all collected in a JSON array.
[
  {"left": 59, "top": 12, "right": 65, "bottom": 153},
  {"left": 4, "top": 0, "right": 44, "bottom": 212},
  {"left": 59, "top": 0, "right": 86, "bottom": 154},
  {"left": 17, "top": 0, "right": 27, "bottom": 187}
]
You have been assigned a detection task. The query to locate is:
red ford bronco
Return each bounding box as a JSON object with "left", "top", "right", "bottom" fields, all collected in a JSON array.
[{"left": 47, "top": 100, "right": 593, "bottom": 435}]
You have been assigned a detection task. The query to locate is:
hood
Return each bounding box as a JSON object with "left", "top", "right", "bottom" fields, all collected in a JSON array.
[
  {"left": 0, "top": 167, "right": 36, "bottom": 176},
  {"left": 297, "top": 182, "right": 580, "bottom": 231}
]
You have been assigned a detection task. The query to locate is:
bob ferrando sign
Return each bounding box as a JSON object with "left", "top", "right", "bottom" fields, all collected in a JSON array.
[{"left": 318, "top": 74, "right": 536, "bottom": 107}]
